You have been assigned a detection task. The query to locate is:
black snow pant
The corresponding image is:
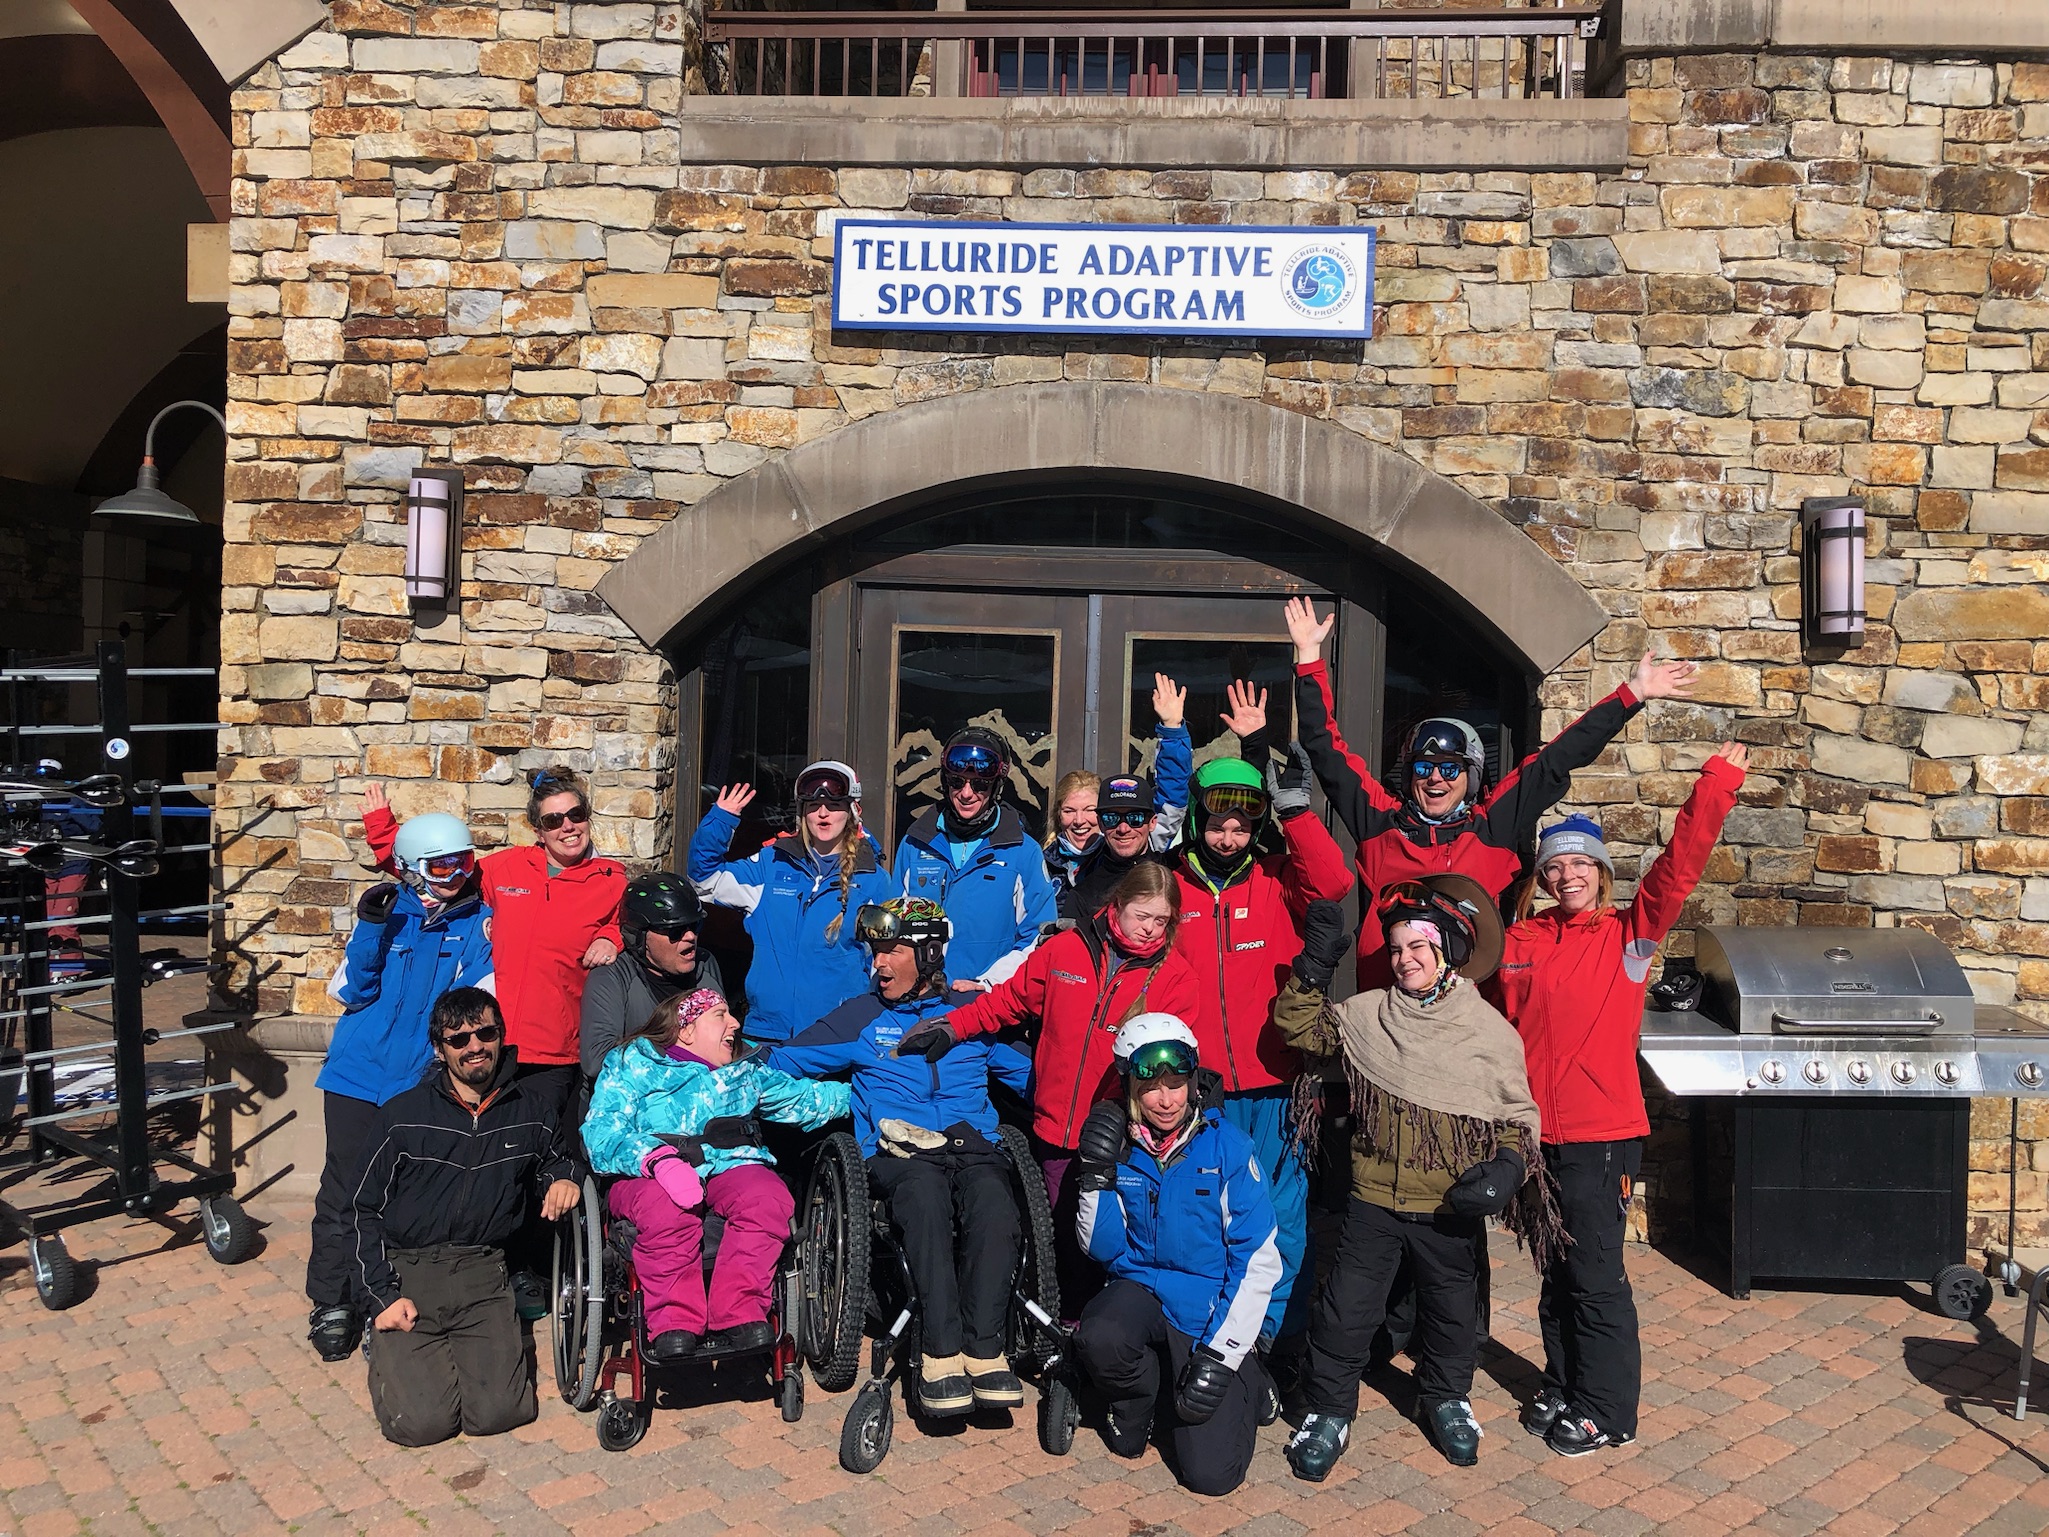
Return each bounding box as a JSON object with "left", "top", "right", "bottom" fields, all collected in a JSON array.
[
  {"left": 367, "top": 1245, "right": 537, "bottom": 1447},
  {"left": 505, "top": 1061, "right": 579, "bottom": 1280},
  {"left": 1303, "top": 1197, "right": 1483, "bottom": 1416},
  {"left": 306, "top": 1090, "right": 381, "bottom": 1309},
  {"left": 1540, "top": 1140, "right": 1643, "bottom": 1437},
  {"left": 867, "top": 1146, "right": 1020, "bottom": 1360},
  {"left": 1073, "top": 1279, "right": 1266, "bottom": 1498}
]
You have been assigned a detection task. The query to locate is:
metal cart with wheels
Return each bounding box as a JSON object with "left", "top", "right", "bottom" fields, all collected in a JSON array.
[{"left": 0, "top": 642, "right": 247, "bottom": 1307}]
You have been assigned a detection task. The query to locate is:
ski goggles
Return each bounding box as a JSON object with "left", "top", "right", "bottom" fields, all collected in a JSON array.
[
  {"left": 1096, "top": 808, "right": 1154, "bottom": 830},
  {"left": 795, "top": 766, "right": 854, "bottom": 804},
  {"left": 1410, "top": 759, "right": 1466, "bottom": 783},
  {"left": 1198, "top": 783, "right": 1268, "bottom": 818},
  {"left": 1126, "top": 1039, "right": 1198, "bottom": 1080},
  {"left": 942, "top": 742, "right": 1006, "bottom": 780},
  {"left": 419, "top": 851, "right": 476, "bottom": 883},
  {"left": 1379, "top": 880, "right": 1477, "bottom": 939},
  {"left": 535, "top": 803, "right": 590, "bottom": 832},
  {"left": 855, "top": 903, "right": 945, "bottom": 946}
]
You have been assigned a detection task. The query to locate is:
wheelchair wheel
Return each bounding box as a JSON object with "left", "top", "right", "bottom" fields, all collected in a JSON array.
[
  {"left": 779, "top": 1363, "right": 805, "bottom": 1423},
  {"left": 839, "top": 1381, "right": 893, "bottom": 1474},
  {"left": 596, "top": 1393, "right": 648, "bottom": 1453},
  {"left": 1038, "top": 1370, "right": 1080, "bottom": 1456},
  {"left": 801, "top": 1132, "right": 870, "bottom": 1393},
  {"left": 552, "top": 1177, "right": 605, "bottom": 1410},
  {"left": 998, "top": 1124, "right": 1060, "bottom": 1361}
]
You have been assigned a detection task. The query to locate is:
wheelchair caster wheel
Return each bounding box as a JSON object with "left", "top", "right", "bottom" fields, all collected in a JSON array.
[
  {"left": 839, "top": 1383, "right": 893, "bottom": 1474},
  {"left": 1932, "top": 1263, "right": 1993, "bottom": 1321},
  {"left": 780, "top": 1366, "right": 804, "bottom": 1423},
  {"left": 596, "top": 1394, "right": 647, "bottom": 1452},
  {"left": 1038, "top": 1373, "right": 1079, "bottom": 1457}
]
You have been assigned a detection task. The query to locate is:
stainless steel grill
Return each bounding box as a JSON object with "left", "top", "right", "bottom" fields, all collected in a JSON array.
[{"left": 1641, "top": 926, "right": 2049, "bottom": 1099}]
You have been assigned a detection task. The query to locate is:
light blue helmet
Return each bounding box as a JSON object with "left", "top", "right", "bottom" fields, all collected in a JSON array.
[{"left": 392, "top": 812, "right": 473, "bottom": 877}]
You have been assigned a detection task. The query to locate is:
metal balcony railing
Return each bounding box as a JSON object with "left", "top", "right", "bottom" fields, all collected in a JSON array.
[{"left": 705, "top": 5, "right": 1603, "bottom": 102}]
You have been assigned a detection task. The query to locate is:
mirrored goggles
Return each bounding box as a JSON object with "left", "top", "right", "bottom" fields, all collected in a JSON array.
[
  {"left": 1127, "top": 1040, "right": 1198, "bottom": 1080},
  {"left": 420, "top": 851, "right": 476, "bottom": 883},
  {"left": 942, "top": 742, "right": 1005, "bottom": 779},
  {"left": 1199, "top": 784, "right": 1268, "bottom": 817},
  {"left": 795, "top": 767, "right": 852, "bottom": 803},
  {"left": 854, "top": 903, "right": 908, "bottom": 946},
  {"left": 1410, "top": 759, "right": 1466, "bottom": 783},
  {"left": 1096, "top": 808, "right": 1153, "bottom": 830}
]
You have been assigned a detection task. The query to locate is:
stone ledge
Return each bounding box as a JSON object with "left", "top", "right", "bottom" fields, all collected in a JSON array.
[
  {"left": 675, "top": 94, "right": 1629, "bottom": 171},
  {"left": 1602, "top": 0, "right": 2049, "bottom": 63}
]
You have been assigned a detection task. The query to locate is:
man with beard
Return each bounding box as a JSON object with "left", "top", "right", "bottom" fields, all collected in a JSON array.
[{"left": 348, "top": 988, "right": 583, "bottom": 1447}]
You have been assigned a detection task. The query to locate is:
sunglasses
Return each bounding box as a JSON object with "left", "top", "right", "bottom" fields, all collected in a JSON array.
[
  {"left": 798, "top": 794, "right": 853, "bottom": 813},
  {"left": 437, "top": 1023, "right": 504, "bottom": 1050},
  {"left": 420, "top": 851, "right": 476, "bottom": 882},
  {"left": 1096, "top": 809, "right": 1153, "bottom": 830},
  {"left": 942, "top": 744, "right": 1005, "bottom": 778},
  {"left": 942, "top": 771, "right": 1000, "bottom": 794},
  {"left": 651, "top": 923, "right": 699, "bottom": 943},
  {"left": 536, "top": 803, "right": 591, "bottom": 831},
  {"left": 1410, "top": 760, "right": 1466, "bottom": 783}
]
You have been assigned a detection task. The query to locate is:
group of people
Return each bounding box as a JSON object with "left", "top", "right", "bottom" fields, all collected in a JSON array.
[{"left": 307, "top": 597, "right": 1742, "bottom": 1495}]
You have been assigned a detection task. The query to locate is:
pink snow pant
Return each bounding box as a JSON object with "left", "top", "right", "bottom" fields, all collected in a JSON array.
[{"left": 608, "top": 1162, "right": 793, "bottom": 1336}]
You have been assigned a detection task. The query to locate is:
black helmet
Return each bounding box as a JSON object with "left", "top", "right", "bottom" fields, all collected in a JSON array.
[
  {"left": 621, "top": 871, "right": 704, "bottom": 954},
  {"left": 855, "top": 897, "right": 951, "bottom": 983},
  {"left": 942, "top": 725, "right": 1010, "bottom": 782}
]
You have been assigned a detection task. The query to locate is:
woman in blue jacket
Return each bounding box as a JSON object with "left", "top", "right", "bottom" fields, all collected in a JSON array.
[
  {"left": 688, "top": 759, "right": 896, "bottom": 1043},
  {"left": 1071, "top": 1015, "right": 1283, "bottom": 1497},
  {"left": 769, "top": 897, "right": 1032, "bottom": 1417},
  {"left": 308, "top": 812, "right": 494, "bottom": 1363}
]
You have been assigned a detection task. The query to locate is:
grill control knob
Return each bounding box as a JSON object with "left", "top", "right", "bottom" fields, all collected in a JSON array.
[
  {"left": 1759, "top": 1059, "right": 1786, "bottom": 1086},
  {"left": 1890, "top": 1060, "right": 1916, "bottom": 1086},
  {"left": 1803, "top": 1059, "right": 1829, "bottom": 1085},
  {"left": 1933, "top": 1060, "right": 1960, "bottom": 1087},
  {"left": 2019, "top": 1062, "right": 2044, "bottom": 1089},
  {"left": 1847, "top": 1059, "right": 1872, "bottom": 1085}
]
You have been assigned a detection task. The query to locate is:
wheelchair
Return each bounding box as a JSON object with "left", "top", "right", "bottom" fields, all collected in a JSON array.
[
  {"left": 551, "top": 1172, "right": 807, "bottom": 1452},
  {"left": 796, "top": 1121, "right": 1067, "bottom": 1473}
]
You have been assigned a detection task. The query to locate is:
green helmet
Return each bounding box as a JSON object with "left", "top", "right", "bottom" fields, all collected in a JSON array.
[{"left": 1192, "top": 755, "right": 1269, "bottom": 820}]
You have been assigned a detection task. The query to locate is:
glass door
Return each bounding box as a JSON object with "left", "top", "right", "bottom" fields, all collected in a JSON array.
[
  {"left": 1098, "top": 594, "right": 1306, "bottom": 779},
  {"left": 854, "top": 588, "right": 1090, "bottom": 849}
]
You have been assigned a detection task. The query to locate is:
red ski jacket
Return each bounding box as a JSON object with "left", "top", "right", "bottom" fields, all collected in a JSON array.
[
  {"left": 1294, "top": 658, "right": 1645, "bottom": 990},
  {"left": 364, "top": 807, "right": 625, "bottom": 1068},
  {"left": 945, "top": 914, "right": 1203, "bottom": 1149},
  {"left": 1485, "top": 755, "right": 1742, "bottom": 1144},
  {"left": 1172, "top": 810, "right": 1353, "bottom": 1094}
]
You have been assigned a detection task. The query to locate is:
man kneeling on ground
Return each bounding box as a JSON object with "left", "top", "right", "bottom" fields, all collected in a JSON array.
[{"left": 348, "top": 987, "right": 583, "bottom": 1446}]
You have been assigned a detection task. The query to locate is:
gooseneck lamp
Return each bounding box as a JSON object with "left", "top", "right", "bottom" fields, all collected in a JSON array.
[
  {"left": 1800, "top": 496, "right": 1866, "bottom": 655},
  {"left": 94, "top": 399, "right": 228, "bottom": 523},
  {"left": 404, "top": 467, "right": 465, "bottom": 606}
]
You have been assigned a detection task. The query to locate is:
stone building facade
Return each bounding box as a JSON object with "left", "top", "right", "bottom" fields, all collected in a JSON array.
[{"left": 217, "top": 1, "right": 2049, "bottom": 1244}]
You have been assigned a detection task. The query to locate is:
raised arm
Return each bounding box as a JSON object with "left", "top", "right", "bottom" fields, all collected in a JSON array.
[
  {"left": 1626, "top": 744, "right": 1745, "bottom": 954},
  {"left": 687, "top": 786, "right": 768, "bottom": 914},
  {"left": 1287, "top": 599, "right": 1402, "bottom": 845}
]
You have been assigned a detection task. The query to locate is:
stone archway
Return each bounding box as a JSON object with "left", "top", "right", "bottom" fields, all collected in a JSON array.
[{"left": 596, "top": 381, "right": 1609, "bottom": 675}]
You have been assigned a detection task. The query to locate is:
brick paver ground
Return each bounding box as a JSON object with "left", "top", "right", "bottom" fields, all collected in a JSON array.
[{"left": 3, "top": 1201, "right": 2044, "bottom": 1537}]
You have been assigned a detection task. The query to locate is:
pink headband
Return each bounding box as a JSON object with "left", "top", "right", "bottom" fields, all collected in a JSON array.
[
  {"left": 676, "top": 989, "right": 725, "bottom": 1029},
  {"left": 1390, "top": 918, "right": 1444, "bottom": 954}
]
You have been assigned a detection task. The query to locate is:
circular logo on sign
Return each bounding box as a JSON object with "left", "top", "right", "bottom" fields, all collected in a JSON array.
[{"left": 1281, "top": 246, "right": 1356, "bottom": 319}]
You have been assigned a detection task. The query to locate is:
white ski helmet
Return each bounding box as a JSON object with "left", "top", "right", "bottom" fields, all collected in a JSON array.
[{"left": 1113, "top": 1013, "right": 1200, "bottom": 1079}]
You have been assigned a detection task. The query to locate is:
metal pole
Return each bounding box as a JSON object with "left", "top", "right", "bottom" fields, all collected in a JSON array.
[{"left": 97, "top": 640, "right": 153, "bottom": 1208}]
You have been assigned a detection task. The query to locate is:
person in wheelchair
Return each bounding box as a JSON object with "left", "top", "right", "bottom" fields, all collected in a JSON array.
[
  {"left": 769, "top": 897, "right": 1032, "bottom": 1418},
  {"left": 1071, "top": 1014, "right": 1281, "bottom": 1498},
  {"left": 582, "top": 989, "right": 849, "bottom": 1363}
]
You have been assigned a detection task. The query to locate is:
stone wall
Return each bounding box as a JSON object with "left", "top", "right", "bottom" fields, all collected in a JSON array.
[{"left": 222, "top": 2, "right": 2049, "bottom": 1245}]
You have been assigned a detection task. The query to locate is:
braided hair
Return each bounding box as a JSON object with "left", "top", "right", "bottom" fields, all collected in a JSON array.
[{"left": 802, "top": 806, "right": 866, "bottom": 944}]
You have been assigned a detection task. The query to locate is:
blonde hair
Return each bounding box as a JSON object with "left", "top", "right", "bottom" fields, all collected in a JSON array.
[
  {"left": 802, "top": 803, "right": 867, "bottom": 944},
  {"left": 1513, "top": 863, "right": 1615, "bottom": 922},
  {"left": 1046, "top": 770, "right": 1103, "bottom": 850}
]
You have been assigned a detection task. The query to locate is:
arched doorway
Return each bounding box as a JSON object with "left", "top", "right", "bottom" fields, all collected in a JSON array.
[{"left": 596, "top": 382, "right": 1610, "bottom": 846}]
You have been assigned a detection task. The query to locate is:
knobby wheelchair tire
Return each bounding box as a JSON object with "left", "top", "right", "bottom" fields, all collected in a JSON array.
[{"left": 802, "top": 1131, "right": 871, "bottom": 1394}]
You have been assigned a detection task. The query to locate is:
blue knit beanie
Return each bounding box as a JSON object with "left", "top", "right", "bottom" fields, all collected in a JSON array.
[{"left": 1534, "top": 814, "right": 1612, "bottom": 875}]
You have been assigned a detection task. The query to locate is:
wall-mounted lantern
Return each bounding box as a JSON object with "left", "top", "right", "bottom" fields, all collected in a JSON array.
[
  {"left": 404, "top": 467, "right": 464, "bottom": 610},
  {"left": 1800, "top": 496, "right": 1865, "bottom": 656}
]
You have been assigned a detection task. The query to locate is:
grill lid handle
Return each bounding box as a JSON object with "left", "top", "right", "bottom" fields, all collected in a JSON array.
[{"left": 1769, "top": 1011, "right": 1943, "bottom": 1037}]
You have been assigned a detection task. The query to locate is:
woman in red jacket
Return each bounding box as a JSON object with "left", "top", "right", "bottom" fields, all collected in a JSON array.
[
  {"left": 362, "top": 766, "right": 626, "bottom": 1116},
  {"left": 898, "top": 861, "right": 1202, "bottom": 1313},
  {"left": 1486, "top": 742, "right": 1745, "bottom": 1458}
]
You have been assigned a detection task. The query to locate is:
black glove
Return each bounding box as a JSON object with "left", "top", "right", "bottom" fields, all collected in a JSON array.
[
  {"left": 1267, "top": 741, "right": 1313, "bottom": 820},
  {"left": 356, "top": 881, "right": 400, "bottom": 925},
  {"left": 1446, "top": 1146, "right": 1527, "bottom": 1218},
  {"left": 892, "top": 1018, "right": 956, "bottom": 1062},
  {"left": 1174, "top": 1344, "right": 1234, "bottom": 1424},
  {"left": 1075, "top": 1100, "right": 1128, "bottom": 1192},
  {"left": 1293, "top": 898, "right": 1353, "bottom": 993}
]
